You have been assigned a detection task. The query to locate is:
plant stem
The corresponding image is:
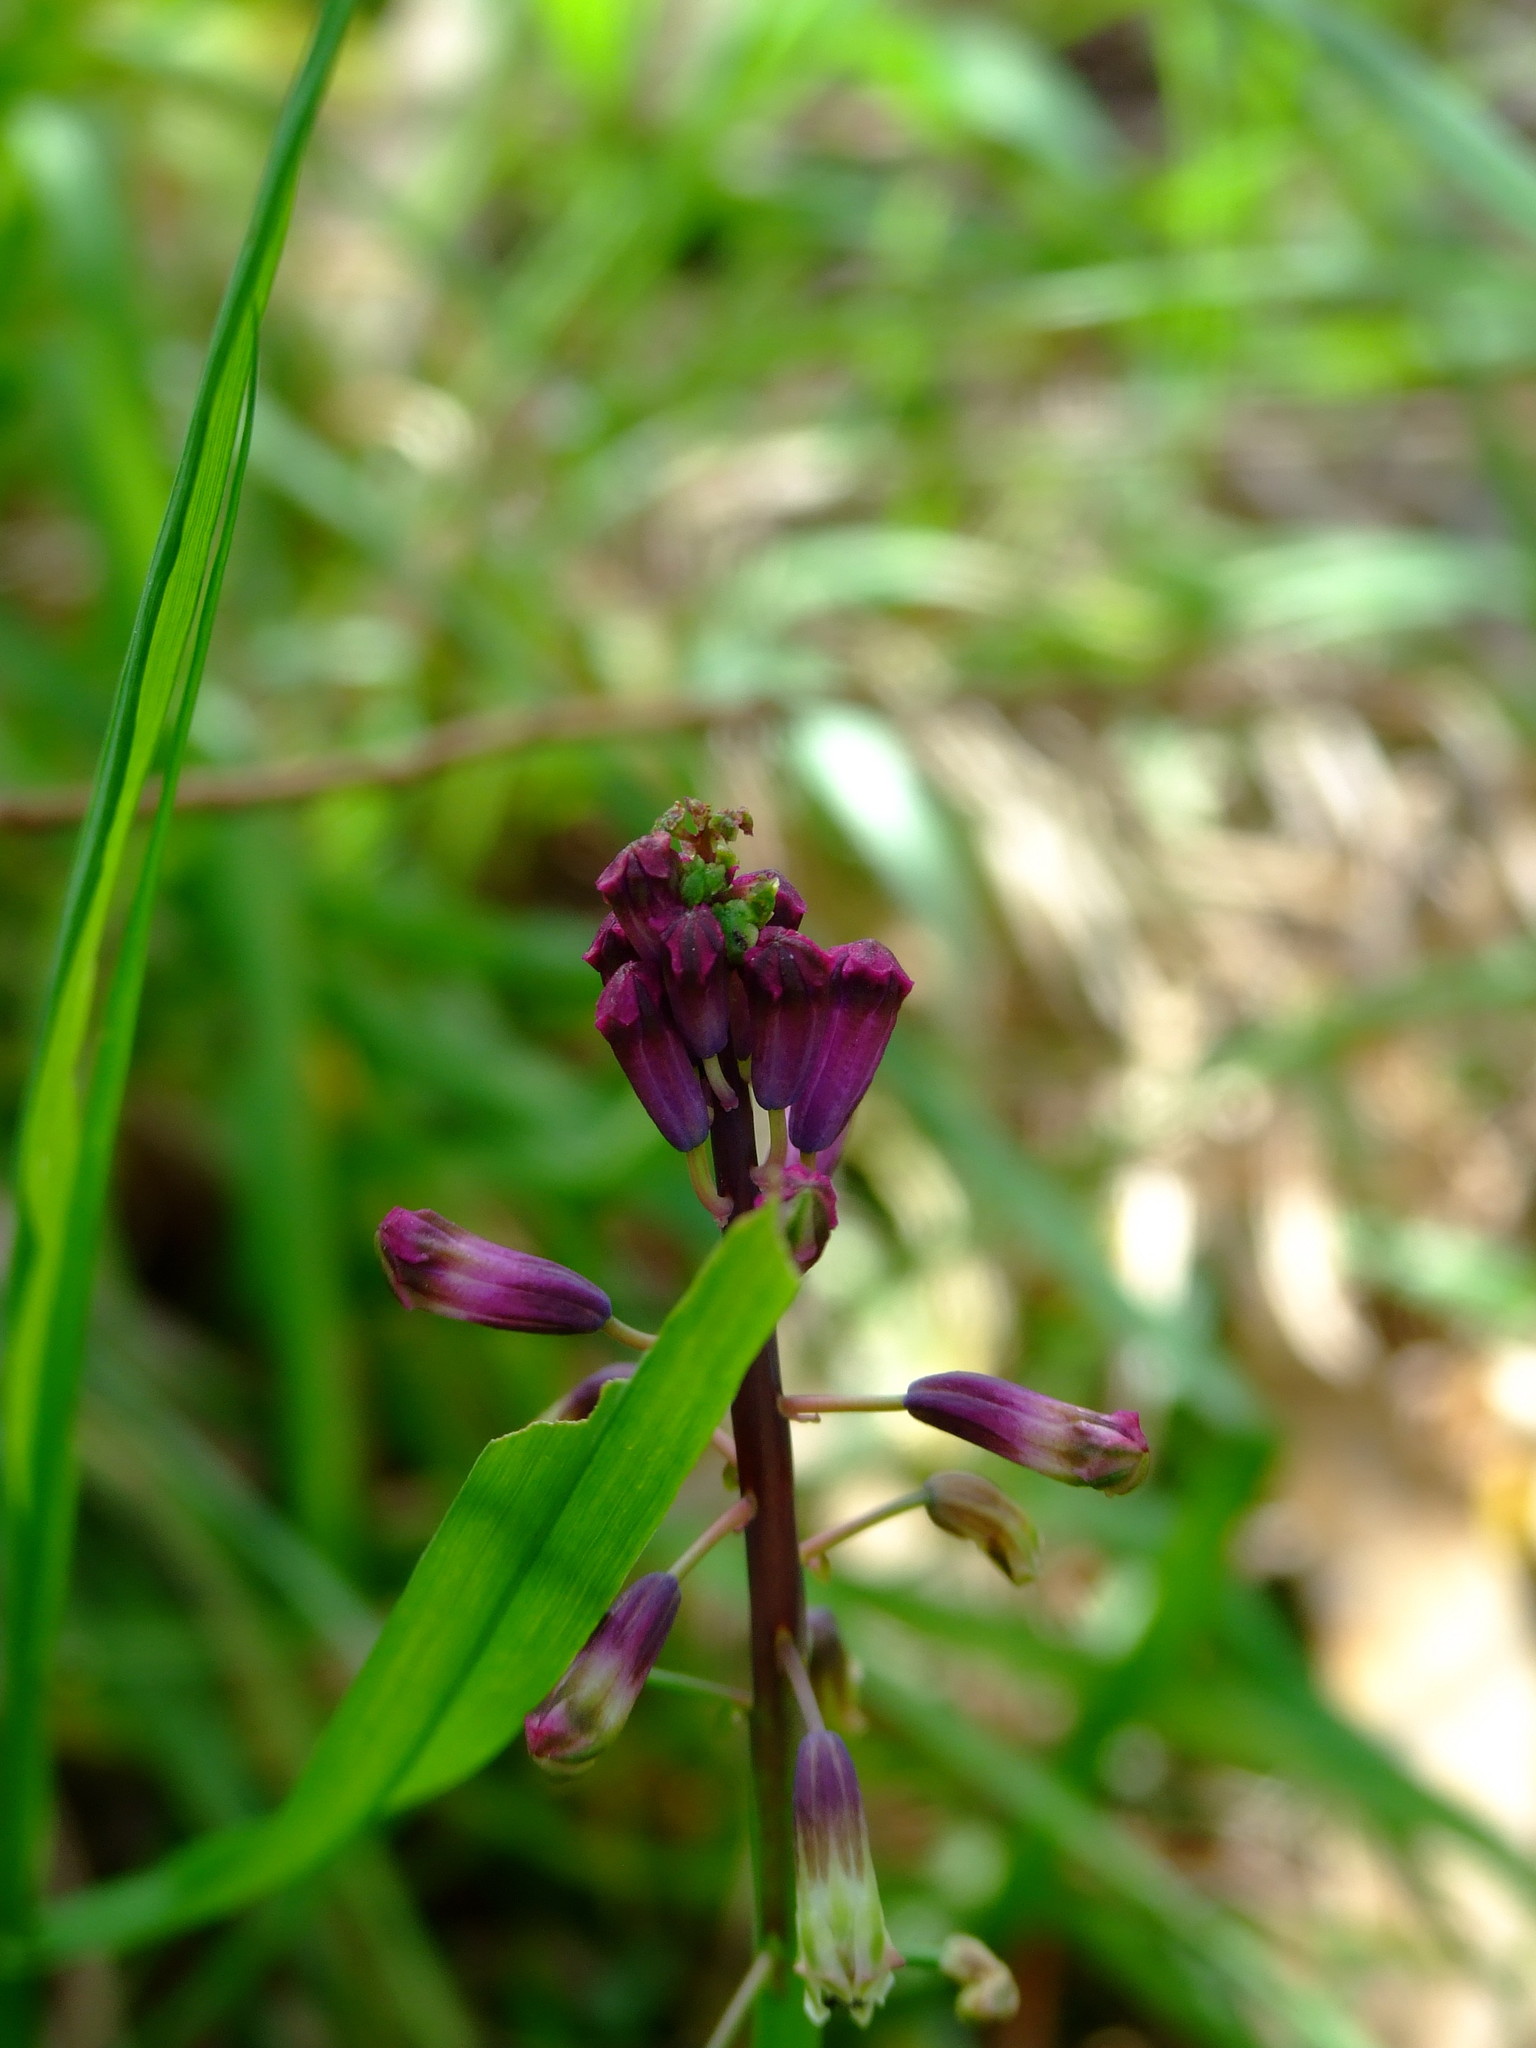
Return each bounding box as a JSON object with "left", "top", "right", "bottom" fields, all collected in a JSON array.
[
  {"left": 778, "top": 1393, "right": 904, "bottom": 1417},
  {"left": 799, "top": 1489, "right": 928, "bottom": 1571},
  {"left": 703, "top": 1951, "right": 774, "bottom": 2048},
  {"left": 669, "top": 1494, "right": 755, "bottom": 1581},
  {"left": 709, "top": 1051, "right": 805, "bottom": 2019}
]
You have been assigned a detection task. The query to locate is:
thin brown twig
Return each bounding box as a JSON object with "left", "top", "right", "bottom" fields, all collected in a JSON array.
[{"left": 0, "top": 693, "right": 779, "bottom": 832}]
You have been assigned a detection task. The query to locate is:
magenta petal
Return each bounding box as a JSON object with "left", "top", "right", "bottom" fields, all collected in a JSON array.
[
  {"left": 376, "top": 1209, "right": 612, "bottom": 1334},
  {"left": 596, "top": 960, "right": 711, "bottom": 1151},
  {"left": 786, "top": 940, "right": 911, "bottom": 1153},
  {"left": 904, "top": 1373, "right": 1150, "bottom": 1492},
  {"left": 738, "top": 928, "right": 831, "bottom": 1112},
  {"left": 663, "top": 905, "right": 732, "bottom": 1060},
  {"left": 525, "top": 1572, "right": 681, "bottom": 1773}
]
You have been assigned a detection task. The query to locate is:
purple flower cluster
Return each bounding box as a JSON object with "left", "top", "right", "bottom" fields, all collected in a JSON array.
[{"left": 589, "top": 804, "right": 911, "bottom": 1196}]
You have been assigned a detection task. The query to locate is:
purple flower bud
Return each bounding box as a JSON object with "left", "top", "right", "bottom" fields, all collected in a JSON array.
[
  {"left": 735, "top": 868, "right": 806, "bottom": 930},
  {"left": 738, "top": 928, "right": 831, "bottom": 1111},
  {"left": 583, "top": 914, "right": 636, "bottom": 983},
  {"left": 922, "top": 1472, "right": 1039, "bottom": 1584},
  {"left": 596, "top": 960, "right": 711, "bottom": 1152},
  {"left": 663, "top": 905, "right": 732, "bottom": 1061},
  {"left": 805, "top": 1608, "right": 866, "bottom": 1734},
  {"left": 377, "top": 1209, "right": 612, "bottom": 1334},
  {"left": 525, "top": 1572, "right": 681, "bottom": 1774},
  {"left": 904, "top": 1374, "right": 1150, "bottom": 1493},
  {"left": 754, "top": 1163, "right": 837, "bottom": 1272},
  {"left": 787, "top": 941, "right": 912, "bottom": 1155},
  {"left": 595, "top": 830, "right": 682, "bottom": 959},
  {"left": 793, "top": 1731, "right": 902, "bottom": 2026},
  {"left": 544, "top": 1362, "right": 636, "bottom": 1422},
  {"left": 938, "top": 1936, "right": 1019, "bottom": 2023}
]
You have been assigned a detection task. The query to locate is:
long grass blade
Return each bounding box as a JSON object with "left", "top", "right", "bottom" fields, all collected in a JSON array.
[{"left": 0, "top": 0, "right": 358, "bottom": 2010}]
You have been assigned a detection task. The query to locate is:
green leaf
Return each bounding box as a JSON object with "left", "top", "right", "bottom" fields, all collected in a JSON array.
[
  {"left": 0, "top": 2, "right": 359, "bottom": 1979},
  {"left": 19, "top": 1209, "right": 796, "bottom": 1967},
  {"left": 1226, "top": 0, "right": 1536, "bottom": 245}
]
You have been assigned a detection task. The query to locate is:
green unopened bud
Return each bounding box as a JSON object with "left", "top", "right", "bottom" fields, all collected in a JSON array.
[
  {"left": 922, "top": 1472, "right": 1039, "bottom": 1585},
  {"left": 937, "top": 1935, "right": 1019, "bottom": 2023}
]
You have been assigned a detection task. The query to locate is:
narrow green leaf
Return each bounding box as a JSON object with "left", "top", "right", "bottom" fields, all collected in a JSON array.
[
  {"left": 20, "top": 1210, "right": 796, "bottom": 1966},
  {"left": 1227, "top": 0, "right": 1536, "bottom": 245},
  {"left": 0, "top": 0, "right": 358, "bottom": 1983}
]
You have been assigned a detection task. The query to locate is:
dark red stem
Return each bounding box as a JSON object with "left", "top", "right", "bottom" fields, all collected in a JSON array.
[{"left": 710, "top": 1051, "right": 804, "bottom": 1972}]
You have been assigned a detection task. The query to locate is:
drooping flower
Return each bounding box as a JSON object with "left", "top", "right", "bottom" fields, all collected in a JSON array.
[
  {"left": 737, "top": 928, "right": 831, "bottom": 1111},
  {"left": 905, "top": 1374, "right": 1149, "bottom": 1493},
  {"left": 595, "top": 959, "right": 711, "bottom": 1151},
  {"left": 805, "top": 1608, "right": 866, "bottom": 1734},
  {"left": 377, "top": 1209, "right": 611, "bottom": 1334},
  {"left": 544, "top": 1361, "right": 636, "bottom": 1422},
  {"left": 662, "top": 904, "right": 732, "bottom": 1061},
  {"left": 937, "top": 1935, "right": 1020, "bottom": 2023},
  {"left": 595, "top": 830, "right": 681, "bottom": 959},
  {"left": 525, "top": 1572, "right": 681, "bottom": 1774},
  {"left": 922, "top": 1472, "right": 1039, "bottom": 1584},
  {"left": 793, "top": 1730, "right": 903, "bottom": 2027},
  {"left": 787, "top": 941, "right": 912, "bottom": 1154}
]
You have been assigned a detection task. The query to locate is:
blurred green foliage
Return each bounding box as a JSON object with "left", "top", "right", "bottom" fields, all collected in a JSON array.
[{"left": 10, "top": 0, "right": 1536, "bottom": 2042}]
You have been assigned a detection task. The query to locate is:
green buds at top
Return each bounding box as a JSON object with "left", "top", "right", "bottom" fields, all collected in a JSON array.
[
  {"left": 922, "top": 1472, "right": 1039, "bottom": 1585},
  {"left": 793, "top": 1730, "right": 903, "bottom": 2027},
  {"left": 938, "top": 1935, "right": 1020, "bottom": 2023}
]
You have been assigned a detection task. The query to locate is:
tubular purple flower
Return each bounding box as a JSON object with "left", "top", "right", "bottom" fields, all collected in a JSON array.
[
  {"left": 596, "top": 959, "right": 711, "bottom": 1152},
  {"left": 376, "top": 1209, "right": 612, "bottom": 1334},
  {"left": 904, "top": 1374, "right": 1150, "bottom": 1493},
  {"left": 736, "top": 867, "right": 806, "bottom": 930},
  {"left": 544, "top": 1362, "right": 636, "bottom": 1422},
  {"left": 922, "top": 1472, "right": 1039, "bottom": 1584},
  {"left": 583, "top": 913, "right": 636, "bottom": 983},
  {"left": 793, "top": 1730, "right": 903, "bottom": 2026},
  {"left": 595, "top": 830, "right": 682, "bottom": 959},
  {"left": 525, "top": 1572, "right": 681, "bottom": 1775},
  {"left": 787, "top": 940, "right": 912, "bottom": 1154},
  {"left": 662, "top": 904, "right": 732, "bottom": 1060},
  {"left": 738, "top": 928, "right": 831, "bottom": 1111}
]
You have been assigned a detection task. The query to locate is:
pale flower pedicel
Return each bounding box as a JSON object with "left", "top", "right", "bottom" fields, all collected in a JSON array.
[{"left": 376, "top": 799, "right": 1149, "bottom": 2042}]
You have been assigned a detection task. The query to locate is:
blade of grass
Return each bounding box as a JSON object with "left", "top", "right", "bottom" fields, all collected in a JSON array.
[
  {"left": 1226, "top": 0, "right": 1536, "bottom": 245},
  {"left": 16, "top": 1210, "right": 796, "bottom": 1968},
  {"left": 0, "top": 0, "right": 358, "bottom": 2023}
]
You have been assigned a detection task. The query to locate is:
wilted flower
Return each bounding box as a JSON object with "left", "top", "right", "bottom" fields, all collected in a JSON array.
[
  {"left": 596, "top": 959, "right": 712, "bottom": 1151},
  {"left": 737, "top": 928, "right": 830, "bottom": 1111},
  {"left": 788, "top": 941, "right": 912, "bottom": 1154},
  {"left": 793, "top": 1730, "right": 903, "bottom": 2027},
  {"left": 923, "top": 1472, "right": 1039, "bottom": 1584},
  {"left": 525, "top": 1572, "right": 681, "bottom": 1774},
  {"left": 377, "top": 1209, "right": 612, "bottom": 1334},
  {"left": 905, "top": 1374, "right": 1149, "bottom": 1493},
  {"left": 543, "top": 1362, "right": 636, "bottom": 1422},
  {"left": 937, "top": 1935, "right": 1019, "bottom": 2023},
  {"left": 805, "top": 1608, "right": 866, "bottom": 1734}
]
